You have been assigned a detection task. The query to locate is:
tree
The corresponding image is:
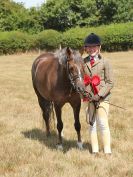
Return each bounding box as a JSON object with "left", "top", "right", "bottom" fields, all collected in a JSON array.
[
  {"left": 0, "top": 0, "right": 26, "bottom": 31},
  {"left": 95, "top": 0, "right": 133, "bottom": 25},
  {"left": 40, "top": 0, "right": 98, "bottom": 31},
  {"left": 113, "top": 0, "right": 133, "bottom": 23},
  {"left": 0, "top": 0, "right": 133, "bottom": 32},
  {"left": 40, "top": 0, "right": 70, "bottom": 31},
  {"left": 0, "top": 0, "right": 43, "bottom": 33},
  {"left": 17, "top": 7, "right": 43, "bottom": 33}
]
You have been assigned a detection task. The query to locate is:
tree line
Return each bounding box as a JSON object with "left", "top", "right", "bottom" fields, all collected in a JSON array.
[
  {"left": 0, "top": 0, "right": 133, "bottom": 33},
  {"left": 0, "top": 22, "right": 133, "bottom": 55}
]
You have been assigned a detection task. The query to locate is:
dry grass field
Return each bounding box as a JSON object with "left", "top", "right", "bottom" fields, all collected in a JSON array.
[{"left": 0, "top": 51, "right": 133, "bottom": 177}]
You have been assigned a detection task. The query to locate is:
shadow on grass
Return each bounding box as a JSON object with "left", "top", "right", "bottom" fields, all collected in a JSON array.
[{"left": 22, "top": 128, "right": 92, "bottom": 153}]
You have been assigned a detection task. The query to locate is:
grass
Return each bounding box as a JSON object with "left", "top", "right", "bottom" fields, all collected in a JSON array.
[{"left": 0, "top": 51, "right": 133, "bottom": 177}]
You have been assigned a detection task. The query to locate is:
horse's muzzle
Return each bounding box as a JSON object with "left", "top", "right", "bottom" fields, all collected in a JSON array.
[{"left": 76, "top": 87, "right": 93, "bottom": 100}]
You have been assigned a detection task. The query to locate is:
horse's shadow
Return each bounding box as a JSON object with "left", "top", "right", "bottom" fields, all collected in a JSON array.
[{"left": 22, "top": 128, "right": 92, "bottom": 153}]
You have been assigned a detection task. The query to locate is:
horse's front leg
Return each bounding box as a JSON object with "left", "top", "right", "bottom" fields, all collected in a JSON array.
[
  {"left": 54, "top": 103, "right": 63, "bottom": 150},
  {"left": 71, "top": 101, "right": 83, "bottom": 150}
]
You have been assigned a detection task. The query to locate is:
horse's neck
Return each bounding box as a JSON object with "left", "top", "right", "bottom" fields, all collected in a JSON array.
[
  {"left": 57, "top": 64, "right": 71, "bottom": 89},
  {"left": 58, "top": 64, "right": 68, "bottom": 80}
]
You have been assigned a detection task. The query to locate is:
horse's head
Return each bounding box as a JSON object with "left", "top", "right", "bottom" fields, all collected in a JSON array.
[{"left": 64, "top": 47, "right": 86, "bottom": 95}]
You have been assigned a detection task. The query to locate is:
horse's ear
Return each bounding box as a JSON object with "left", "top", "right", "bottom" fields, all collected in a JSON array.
[{"left": 66, "top": 47, "right": 73, "bottom": 61}]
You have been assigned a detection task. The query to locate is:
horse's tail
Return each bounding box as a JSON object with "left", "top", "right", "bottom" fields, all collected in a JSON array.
[{"left": 49, "top": 102, "right": 56, "bottom": 130}]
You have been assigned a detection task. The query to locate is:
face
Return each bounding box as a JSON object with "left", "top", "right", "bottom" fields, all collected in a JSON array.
[
  {"left": 66, "top": 49, "right": 86, "bottom": 94},
  {"left": 85, "top": 45, "right": 101, "bottom": 56},
  {"left": 68, "top": 60, "right": 86, "bottom": 93}
]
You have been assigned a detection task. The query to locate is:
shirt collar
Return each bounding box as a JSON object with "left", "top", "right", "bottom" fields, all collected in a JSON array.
[{"left": 90, "top": 54, "right": 99, "bottom": 61}]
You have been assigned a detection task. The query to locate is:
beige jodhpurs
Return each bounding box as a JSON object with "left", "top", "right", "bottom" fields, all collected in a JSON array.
[{"left": 86, "top": 101, "right": 111, "bottom": 154}]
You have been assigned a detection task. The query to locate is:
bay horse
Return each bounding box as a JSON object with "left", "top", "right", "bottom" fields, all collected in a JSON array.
[{"left": 31, "top": 47, "right": 86, "bottom": 149}]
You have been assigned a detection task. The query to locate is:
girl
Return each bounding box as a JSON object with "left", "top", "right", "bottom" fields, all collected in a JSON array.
[{"left": 82, "top": 33, "right": 114, "bottom": 155}]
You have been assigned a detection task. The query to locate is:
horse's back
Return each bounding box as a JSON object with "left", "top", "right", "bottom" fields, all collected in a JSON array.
[{"left": 32, "top": 52, "right": 57, "bottom": 72}]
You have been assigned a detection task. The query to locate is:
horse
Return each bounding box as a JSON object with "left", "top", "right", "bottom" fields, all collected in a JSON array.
[{"left": 31, "top": 47, "right": 86, "bottom": 149}]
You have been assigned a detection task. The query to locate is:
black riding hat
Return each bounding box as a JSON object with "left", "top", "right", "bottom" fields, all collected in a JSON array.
[{"left": 84, "top": 33, "right": 101, "bottom": 46}]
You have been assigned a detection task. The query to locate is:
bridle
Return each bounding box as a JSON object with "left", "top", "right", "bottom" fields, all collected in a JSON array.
[
  {"left": 66, "top": 60, "right": 83, "bottom": 92},
  {"left": 66, "top": 60, "right": 93, "bottom": 99}
]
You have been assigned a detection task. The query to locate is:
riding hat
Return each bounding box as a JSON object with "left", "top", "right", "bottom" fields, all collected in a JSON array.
[{"left": 84, "top": 33, "right": 101, "bottom": 46}]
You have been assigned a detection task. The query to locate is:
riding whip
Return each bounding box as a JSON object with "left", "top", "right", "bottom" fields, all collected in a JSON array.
[{"left": 103, "top": 101, "right": 126, "bottom": 110}]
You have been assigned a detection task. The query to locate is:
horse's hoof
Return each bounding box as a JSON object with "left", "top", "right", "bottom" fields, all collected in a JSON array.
[
  {"left": 56, "top": 144, "right": 63, "bottom": 151},
  {"left": 77, "top": 142, "right": 83, "bottom": 150}
]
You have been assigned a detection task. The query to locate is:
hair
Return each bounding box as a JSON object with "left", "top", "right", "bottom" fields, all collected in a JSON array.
[{"left": 55, "top": 48, "right": 67, "bottom": 66}]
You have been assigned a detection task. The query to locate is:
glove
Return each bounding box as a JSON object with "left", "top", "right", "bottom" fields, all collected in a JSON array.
[{"left": 91, "top": 94, "right": 101, "bottom": 102}]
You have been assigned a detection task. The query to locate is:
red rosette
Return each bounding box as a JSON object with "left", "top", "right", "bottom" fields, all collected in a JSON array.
[
  {"left": 83, "top": 74, "right": 100, "bottom": 96},
  {"left": 83, "top": 75, "right": 91, "bottom": 86},
  {"left": 91, "top": 75, "right": 100, "bottom": 86}
]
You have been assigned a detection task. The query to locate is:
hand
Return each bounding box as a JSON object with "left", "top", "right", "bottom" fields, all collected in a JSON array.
[
  {"left": 94, "top": 101, "right": 100, "bottom": 109},
  {"left": 91, "top": 94, "right": 101, "bottom": 102}
]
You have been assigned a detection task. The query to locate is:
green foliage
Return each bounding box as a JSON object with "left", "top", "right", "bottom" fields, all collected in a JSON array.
[
  {"left": 61, "top": 27, "right": 86, "bottom": 48},
  {"left": 0, "top": 31, "right": 33, "bottom": 54},
  {"left": 0, "top": 0, "right": 26, "bottom": 31},
  {"left": 40, "top": 0, "right": 133, "bottom": 31},
  {"left": 40, "top": 0, "right": 98, "bottom": 31},
  {"left": 0, "top": 0, "right": 133, "bottom": 33},
  {"left": 0, "top": 30, "right": 62, "bottom": 54},
  {"left": 17, "top": 7, "right": 43, "bottom": 34},
  {"left": 113, "top": 0, "right": 133, "bottom": 23},
  {"left": 61, "top": 22, "right": 133, "bottom": 51},
  {"left": 0, "top": 0, "right": 43, "bottom": 34},
  {"left": 95, "top": 0, "right": 133, "bottom": 25},
  {"left": 36, "top": 30, "right": 62, "bottom": 50},
  {"left": 0, "top": 23, "right": 133, "bottom": 55},
  {"left": 40, "top": 0, "right": 70, "bottom": 31},
  {"left": 101, "top": 23, "right": 133, "bottom": 51},
  {"left": 1, "top": 0, "right": 132, "bottom": 54}
]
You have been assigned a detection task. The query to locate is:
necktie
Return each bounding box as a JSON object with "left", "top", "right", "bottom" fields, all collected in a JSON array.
[{"left": 90, "top": 57, "right": 95, "bottom": 66}]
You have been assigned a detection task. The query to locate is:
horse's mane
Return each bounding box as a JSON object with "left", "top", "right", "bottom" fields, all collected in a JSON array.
[{"left": 55, "top": 48, "right": 83, "bottom": 66}]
